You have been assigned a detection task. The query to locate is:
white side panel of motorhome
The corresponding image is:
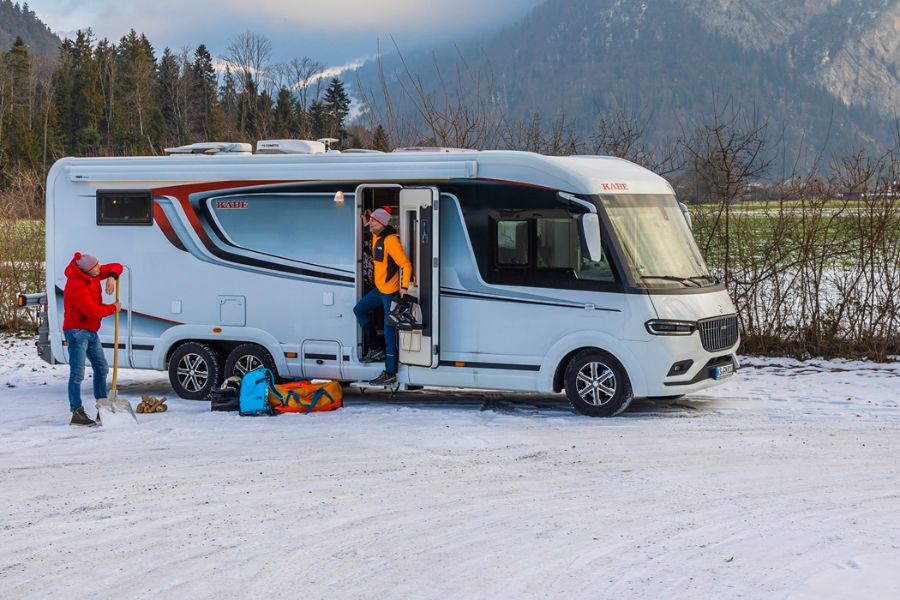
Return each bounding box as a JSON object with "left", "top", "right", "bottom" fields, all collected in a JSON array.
[{"left": 47, "top": 168, "right": 364, "bottom": 380}]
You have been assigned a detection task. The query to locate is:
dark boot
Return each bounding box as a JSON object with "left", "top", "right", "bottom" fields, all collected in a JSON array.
[
  {"left": 368, "top": 371, "right": 397, "bottom": 386},
  {"left": 361, "top": 348, "right": 386, "bottom": 363},
  {"left": 70, "top": 407, "right": 97, "bottom": 427}
]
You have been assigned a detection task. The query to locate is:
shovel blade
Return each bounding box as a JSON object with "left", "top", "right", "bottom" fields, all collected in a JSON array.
[{"left": 97, "top": 393, "right": 138, "bottom": 427}]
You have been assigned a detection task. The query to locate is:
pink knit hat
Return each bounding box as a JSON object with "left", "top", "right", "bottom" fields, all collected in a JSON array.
[
  {"left": 74, "top": 252, "right": 99, "bottom": 272},
  {"left": 369, "top": 208, "right": 392, "bottom": 226}
]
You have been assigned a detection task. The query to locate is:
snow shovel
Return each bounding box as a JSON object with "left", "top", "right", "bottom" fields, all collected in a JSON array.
[{"left": 96, "top": 279, "right": 138, "bottom": 425}]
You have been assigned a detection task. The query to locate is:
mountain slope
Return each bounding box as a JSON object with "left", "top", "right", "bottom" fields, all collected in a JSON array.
[
  {"left": 679, "top": 0, "right": 899, "bottom": 120},
  {"left": 0, "top": 0, "right": 61, "bottom": 57},
  {"left": 358, "top": 0, "right": 898, "bottom": 159}
]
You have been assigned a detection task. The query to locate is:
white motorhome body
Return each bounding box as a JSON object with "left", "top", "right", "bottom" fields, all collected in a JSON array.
[{"left": 41, "top": 147, "right": 739, "bottom": 416}]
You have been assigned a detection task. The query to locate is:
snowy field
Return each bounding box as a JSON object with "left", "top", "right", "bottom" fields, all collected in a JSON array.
[{"left": 1, "top": 334, "right": 899, "bottom": 600}]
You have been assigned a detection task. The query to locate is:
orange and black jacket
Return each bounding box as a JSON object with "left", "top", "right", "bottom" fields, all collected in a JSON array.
[{"left": 371, "top": 226, "right": 412, "bottom": 294}]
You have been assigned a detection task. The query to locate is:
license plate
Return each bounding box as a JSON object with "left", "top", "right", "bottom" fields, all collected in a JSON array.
[{"left": 713, "top": 364, "right": 734, "bottom": 380}]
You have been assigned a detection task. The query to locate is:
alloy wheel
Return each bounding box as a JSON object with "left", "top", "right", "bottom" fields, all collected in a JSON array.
[
  {"left": 234, "top": 355, "right": 263, "bottom": 376},
  {"left": 575, "top": 362, "right": 617, "bottom": 406},
  {"left": 176, "top": 353, "right": 209, "bottom": 393}
]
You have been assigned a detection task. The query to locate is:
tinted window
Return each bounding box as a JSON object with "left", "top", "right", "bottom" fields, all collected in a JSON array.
[
  {"left": 207, "top": 193, "right": 354, "bottom": 271},
  {"left": 96, "top": 191, "right": 153, "bottom": 225},
  {"left": 496, "top": 220, "right": 529, "bottom": 266},
  {"left": 492, "top": 215, "right": 616, "bottom": 286}
]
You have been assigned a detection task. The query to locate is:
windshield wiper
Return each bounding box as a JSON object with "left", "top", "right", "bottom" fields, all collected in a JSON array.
[
  {"left": 685, "top": 275, "right": 718, "bottom": 286},
  {"left": 640, "top": 275, "right": 704, "bottom": 288}
]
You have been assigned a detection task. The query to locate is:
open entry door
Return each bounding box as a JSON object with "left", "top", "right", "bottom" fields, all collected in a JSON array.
[{"left": 398, "top": 187, "right": 440, "bottom": 368}]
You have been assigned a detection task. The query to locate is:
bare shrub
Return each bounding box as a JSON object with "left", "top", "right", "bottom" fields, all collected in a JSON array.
[{"left": 0, "top": 169, "right": 45, "bottom": 331}]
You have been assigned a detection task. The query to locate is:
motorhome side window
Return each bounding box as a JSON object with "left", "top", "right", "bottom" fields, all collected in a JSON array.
[
  {"left": 207, "top": 192, "right": 355, "bottom": 271},
  {"left": 496, "top": 220, "right": 529, "bottom": 266},
  {"left": 491, "top": 213, "right": 617, "bottom": 288},
  {"left": 96, "top": 191, "right": 153, "bottom": 225}
]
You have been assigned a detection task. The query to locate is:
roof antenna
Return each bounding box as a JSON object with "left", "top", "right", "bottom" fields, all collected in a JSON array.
[{"left": 317, "top": 137, "right": 340, "bottom": 152}]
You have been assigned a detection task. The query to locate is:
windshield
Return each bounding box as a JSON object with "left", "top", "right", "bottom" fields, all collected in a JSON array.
[{"left": 601, "top": 194, "right": 712, "bottom": 289}]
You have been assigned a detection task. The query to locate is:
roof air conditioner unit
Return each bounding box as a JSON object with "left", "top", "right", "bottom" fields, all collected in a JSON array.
[
  {"left": 256, "top": 139, "right": 326, "bottom": 154},
  {"left": 164, "top": 142, "right": 252, "bottom": 155}
]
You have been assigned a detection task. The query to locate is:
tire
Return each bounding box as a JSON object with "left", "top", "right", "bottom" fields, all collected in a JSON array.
[
  {"left": 563, "top": 349, "right": 633, "bottom": 417},
  {"left": 168, "top": 342, "right": 223, "bottom": 400},
  {"left": 223, "top": 343, "right": 277, "bottom": 380}
]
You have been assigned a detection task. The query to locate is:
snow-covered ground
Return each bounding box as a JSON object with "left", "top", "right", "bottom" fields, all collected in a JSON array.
[{"left": 1, "top": 334, "right": 899, "bottom": 600}]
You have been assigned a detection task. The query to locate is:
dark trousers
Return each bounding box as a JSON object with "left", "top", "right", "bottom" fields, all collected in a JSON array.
[{"left": 353, "top": 289, "right": 398, "bottom": 374}]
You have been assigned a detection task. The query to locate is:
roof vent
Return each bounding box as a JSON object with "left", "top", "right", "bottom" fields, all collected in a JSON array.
[
  {"left": 257, "top": 139, "right": 326, "bottom": 154},
  {"left": 164, "top": 142, "right": 252, "bottom": 155}
]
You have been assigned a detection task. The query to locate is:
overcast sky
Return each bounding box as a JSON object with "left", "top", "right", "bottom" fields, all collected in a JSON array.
[{"left": 26, "top": 0, "right": 544, "bottom": 68}]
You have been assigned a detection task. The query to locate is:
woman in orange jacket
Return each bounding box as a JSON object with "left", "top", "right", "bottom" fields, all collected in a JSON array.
[{"left": 353, "top": 208, "right": 412, "bottom": 386}]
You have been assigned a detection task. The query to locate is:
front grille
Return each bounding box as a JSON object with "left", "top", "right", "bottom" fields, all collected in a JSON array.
[{"left": 698, "top": 315, "right": 739, "bottom": 352}]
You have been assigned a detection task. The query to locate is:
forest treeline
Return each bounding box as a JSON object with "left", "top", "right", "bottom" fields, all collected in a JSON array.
[{"left": 0, "top": 28, "right": 372, "bottom": 181}]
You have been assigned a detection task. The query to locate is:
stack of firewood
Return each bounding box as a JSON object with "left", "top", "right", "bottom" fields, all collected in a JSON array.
[{"left": 136, "top": 394, "right": 168, "bottom": 413}]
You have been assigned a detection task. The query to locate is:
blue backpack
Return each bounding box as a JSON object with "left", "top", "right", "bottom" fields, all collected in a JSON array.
[{"left": 239, "top": 368, "right": 277, "bottom": 416}]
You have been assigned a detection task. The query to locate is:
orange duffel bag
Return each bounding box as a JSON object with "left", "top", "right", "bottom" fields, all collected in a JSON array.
[{"left": 268, "top": 380, "right": 343, "bottom": 414}]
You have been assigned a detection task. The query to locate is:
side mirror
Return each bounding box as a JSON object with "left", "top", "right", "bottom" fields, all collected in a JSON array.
[
  {"left": 678, "top": 201, "right": 692, "bottom": 230},
  {"left": 579, "top": 213, "right": 604, "bottom": 262}
]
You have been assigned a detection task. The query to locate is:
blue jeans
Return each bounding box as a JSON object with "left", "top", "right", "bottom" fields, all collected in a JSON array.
[
  {"left": 353, "top": 289, "right": 398, "bottom": 374},
  {"left": 64, "top": 329, "right": 109, "bottom": 412}
]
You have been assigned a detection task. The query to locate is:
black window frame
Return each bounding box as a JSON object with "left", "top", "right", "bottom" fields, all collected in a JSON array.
[{"left": 96, "top": 190, "right": 154, "bottom": 226}]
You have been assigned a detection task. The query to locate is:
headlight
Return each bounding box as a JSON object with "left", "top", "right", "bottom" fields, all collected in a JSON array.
[{"left": 645, "top": 319, "right": 696, "bottom": 335}]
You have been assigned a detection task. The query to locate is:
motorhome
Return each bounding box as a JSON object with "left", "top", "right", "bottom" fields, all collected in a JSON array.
[{"left": 26, "top": 140, "right": 740, "bottom": 417}]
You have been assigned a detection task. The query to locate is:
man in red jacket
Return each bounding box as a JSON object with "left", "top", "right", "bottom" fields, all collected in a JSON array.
[{"left": 63, "top": 252, "right": 123, "bottom": 426}]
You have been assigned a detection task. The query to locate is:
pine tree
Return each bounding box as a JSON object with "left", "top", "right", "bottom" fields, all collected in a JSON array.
[
  {"left": 190, "top": 44, "right": 221, "bottom": 140},
  {"left": 94, "top": 38, "right": 116, "bottom": 149},
  {"left": 322, "top": 77, "right": 351, "bottom": 139},
  {"left": 220, "top": 66, "right": 238, "bottom": 138},
  {"left": 65, "top": 30, "right": 103, "bottom": 155},
  {"left": 256, "top": 88, "right": 273, "bottom": 139},
  {"left": 372, "top": 124, "right": 390, "bottom": 152},
  {"left": 157, "top": 47, "right": 181, "bottom": 145},
  {"left": 114, "top": 30, "right": 162, "bottom": 154},
  {"left": 272, "top": 87, "right": 294, "bottom": 138},
  {"left": 308, "top": 99, "right": 328, "bottom": 139},
  {"left": 1, "top": 36, "right": 40, "bottom": 169}
]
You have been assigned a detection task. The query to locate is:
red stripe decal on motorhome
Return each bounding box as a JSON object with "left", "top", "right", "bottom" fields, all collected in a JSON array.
[
  {"left": 153, "top": 180, "right": 294, "bottom": 244},
  {"left": 150, "top": 180, "right": 355, "bottom": 284},
  {"left": 153, "top": 203, "right": 188, "bottom": 252}
]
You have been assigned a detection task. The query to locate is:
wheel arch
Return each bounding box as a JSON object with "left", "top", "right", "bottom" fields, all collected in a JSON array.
[
  {"left": 538, "top": 332, "right": 648, "bottom": 397},
  {"left": 154, "top": 326, "right": 288, "bottom": 375}
]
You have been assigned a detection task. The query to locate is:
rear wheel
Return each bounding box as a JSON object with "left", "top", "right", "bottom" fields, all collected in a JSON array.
[
  {"left": 224, "top": 343, "right": 277, "bottom": 379},
  {"left": 563, "top": 349, "right": 633, "bottom": 417},
  {"left": 168, "top": 342, "right": 222, "bottom": 400}
]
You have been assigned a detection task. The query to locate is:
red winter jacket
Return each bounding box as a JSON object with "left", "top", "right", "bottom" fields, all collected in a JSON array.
[{"left": 63, "top": 255, "right": 123, "bottom": 332}]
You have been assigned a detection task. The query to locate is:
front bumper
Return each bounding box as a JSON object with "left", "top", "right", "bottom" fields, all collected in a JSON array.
[
  {"left": 661, "top": 354, "right": 738, "bottom": 390},
  {"left": 632, "top": 332, "right": 740, "bottom": 397}
]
